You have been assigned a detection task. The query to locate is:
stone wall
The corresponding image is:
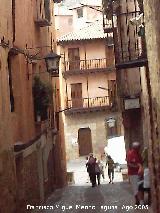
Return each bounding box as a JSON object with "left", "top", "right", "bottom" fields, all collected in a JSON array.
[
  {"left": 143, "top": 1, "right": 160, "bottom": 212},
  {"left": 14, "top": 130, "right": 64, "bottom": 212},
  {"left": 64, "top": 111, "right": 122, "bottom": 160}
]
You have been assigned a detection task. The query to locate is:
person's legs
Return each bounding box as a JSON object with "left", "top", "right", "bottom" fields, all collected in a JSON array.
[
  {"left": 89, "top": 173, "right": 95, "bottom": 187},
  {"left": 97, "top": 172, "right": 100, "bottom": 185},
  {"left": 129, "top": 175, "right": 139, "bottom": 205},
  {"left": 101, "top": 170, "right": 105, "bottom": 180},
  {"left": 90, "top": 173, "right": 96, "bottom": 187},
  {"left": 108, "top": 169, "right": 111, "bottom": 183},
  {"left": 92, "top": 173, "right": 96, "bottom": 186},
  {"left": 138, "top": 182, "right": 144, "bottom": 205},
  {"left": 111, "top": 169, "right": 114, "bottom": 183},
  {"left": 89, "top": 173, "right": 92, "bottom": 183},
  {"left": 144, "top": 188, "right": 151, "bottom": 205},
  {"left": 148, "top": 189, "right": 151, "bottom": 205}
]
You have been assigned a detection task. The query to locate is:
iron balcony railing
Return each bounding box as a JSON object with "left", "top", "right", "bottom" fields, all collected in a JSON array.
[
  {"left": 66, "top": 96, "right": 116, "bottom": 109},
  {"left": 64, "top": 58, "right": 114, "bottom": 72}
]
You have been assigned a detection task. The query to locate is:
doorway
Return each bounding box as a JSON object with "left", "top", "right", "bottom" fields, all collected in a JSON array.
[
  {"left": 68, "top": 48, "right": 80, "bottom": 70},
  {"left": 78, "top": 128, "right": 92, "bottom": 156},
  {"left": 71, "top": 83, "right": 83, "bottom": 108}
]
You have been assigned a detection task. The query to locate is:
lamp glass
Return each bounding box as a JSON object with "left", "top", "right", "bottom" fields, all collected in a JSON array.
[
  {"left": 46, "top": 57, "right": 59, "bottom": 72},
  {"left": 107, "top": 118, "right": 116, "bottom": 128}
]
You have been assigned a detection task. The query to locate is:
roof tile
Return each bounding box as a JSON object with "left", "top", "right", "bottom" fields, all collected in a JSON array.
[{"left": 58, "top": 21, "right": 112, "bottom": 43}]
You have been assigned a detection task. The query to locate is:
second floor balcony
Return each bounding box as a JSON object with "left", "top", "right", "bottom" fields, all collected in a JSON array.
[
  {"left": 65, "top": 96, "right": 117, "bottom": 115},
  {"left": 62, "top": 58, "right": 115, "bottom": 78}
]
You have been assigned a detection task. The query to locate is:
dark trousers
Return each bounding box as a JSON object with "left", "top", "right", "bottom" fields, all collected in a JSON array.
[
  {"left": 89, "top": 173, "right": 96, "bottom": 186},
  {"left": 96, "top": 172, "right": 100, "bottom": 185},
  {"left": 108, "top": 169, "right": 114, "bottom": 181}
]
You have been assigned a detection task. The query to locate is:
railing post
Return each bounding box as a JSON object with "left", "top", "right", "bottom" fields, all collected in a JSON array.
[
  {"left": 88, "top": 97, "right": 89, "bottom": 108},
  {"left": 85, "top": 59, "right": 87, "bottom": 70}
]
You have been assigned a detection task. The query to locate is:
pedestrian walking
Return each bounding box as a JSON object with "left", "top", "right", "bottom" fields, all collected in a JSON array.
[
  {"left": 98, "top": 160, "right": 105, "bottom": 180},
  {"left": 86, "top": 153, "right": 96, "bottom": 187},
  {"left": 95, "top": 158, "right": 101, "bottom": 185},
  {"left": 85, "top": 156, "right": 90, "bottom": 183},
  {"left": 106, "top": 155, "right": 115, "bottom": 184},
  {"left": 138, "top": 147, "right": 151, "bottom": 205},
  {"left": 126, "top": 142, "right": 143, "bottom": 205}
]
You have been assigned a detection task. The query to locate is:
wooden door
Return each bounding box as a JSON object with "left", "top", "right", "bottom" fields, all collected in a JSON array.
[
  {"left": 68, "top": 48, "right": 80, "bottom": 70},
  {"left": 78, "top": 128, "right": 92, "bottom": 156},
  {"left": 71, "top": 83, "right": 83, "bottom": 108},
  {"left": 108, "top": 80, "right": 116, "bottom": 106}
]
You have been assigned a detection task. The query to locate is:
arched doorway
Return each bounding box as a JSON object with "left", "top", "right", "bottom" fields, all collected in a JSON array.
[{"left": 78, "top": 128, "right": 92, "bottom": 156}]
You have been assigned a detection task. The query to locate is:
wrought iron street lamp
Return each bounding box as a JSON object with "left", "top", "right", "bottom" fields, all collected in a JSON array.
[
  {"left": 107, "top": 118, "right": 116, "bottom": 128},
  {"left": 44, "top": 52, "right": 61, "bottom": 77}
]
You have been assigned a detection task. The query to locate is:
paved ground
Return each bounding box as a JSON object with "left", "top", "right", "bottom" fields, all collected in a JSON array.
[{"left": 32, "top": 158, "right": 151, "bottom": 213}]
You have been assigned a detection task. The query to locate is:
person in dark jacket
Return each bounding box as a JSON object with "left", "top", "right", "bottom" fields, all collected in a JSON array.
[{"left": 86, "top": 154, "right": 96, "bottom": 187}]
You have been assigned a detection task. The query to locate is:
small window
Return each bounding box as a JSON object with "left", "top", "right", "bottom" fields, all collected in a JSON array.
[{"left": 77, "top": 8, "right": 83, "bottom": 18}]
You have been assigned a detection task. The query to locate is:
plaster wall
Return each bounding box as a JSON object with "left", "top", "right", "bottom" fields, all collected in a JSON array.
[
  {"left": 63, "top": 40, "right": 107, "bottom": 61},
  {"left": 59, "top": 37, "right": 117, "bottom": 161},
  {"left": 0, "top": 0, "right": 67, "bottom": 211},
  {"left": 72, "top": 6, "right": 102, "bottom": 30},
  {"left": 65, "top": 73, "right": 115, "bottom": 101},
  {"left": 0, "top": 1, "right": 17, "bottom": 212},
  {"left": 55, "top": 15, "right": 73, "bottom": 38}
]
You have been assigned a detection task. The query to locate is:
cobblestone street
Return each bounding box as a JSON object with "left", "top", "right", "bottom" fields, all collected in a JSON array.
[{"left": 32, "top": 158, "right": 151, "bottom": 213}]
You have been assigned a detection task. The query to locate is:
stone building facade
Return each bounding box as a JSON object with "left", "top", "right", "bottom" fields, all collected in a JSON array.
[
  {"left": 0, "top": 0, "right": 66, "bottom": 212},
  {"left": 103, "top": 0, "right": 160, "bottom": 211},
  {"left": 143, "top": 1, "right": 160, "bottom": 212},
  {"left": 58, "top": 16, "right": 122, "bottom": 160}
]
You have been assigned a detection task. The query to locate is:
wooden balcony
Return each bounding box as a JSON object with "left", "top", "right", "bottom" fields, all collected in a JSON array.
[
  {"left": 35, "top": 0, "right": 51, "bottom": 27},
  {"left": 65, "top": 96, "right": 117, "bottom": 115},
  {"left": 63, "top": 58, "right": 115, "bottom": 78},
  {"left": 114, "top": 43, "right": 148, "bottom": 69},
  {"left": 102, "top": 0, "right": 148, "bottom": 69}
]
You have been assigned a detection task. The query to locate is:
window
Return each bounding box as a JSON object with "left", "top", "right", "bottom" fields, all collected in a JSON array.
[{"left": 77, "top": 8, "right": 83, "bottom": 18}]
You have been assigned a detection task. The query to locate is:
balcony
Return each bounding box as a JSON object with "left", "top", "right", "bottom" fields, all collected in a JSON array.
[
  {"left": 114, "top": 42, "right": 147, "bottom": 69},
  {"left": 63, "top": 58, "right": 115, "bottom": 78},
  {"left": 35, "top": 0, "right": 51, "bottom": 27},
  {"left": 102, "top": 0, "right": 148, "bottom": 69},
  {"left": 65, "top": 96, "right": 117, "bottom": 115}
]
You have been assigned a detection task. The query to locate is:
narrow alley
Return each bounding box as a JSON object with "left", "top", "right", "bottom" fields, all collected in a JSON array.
[
  {"left": 1, "top": 0, "right": 160, "bottom": 212},
  {"left": 31, "top": 158, "right": 150, "bottom": 213}
]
